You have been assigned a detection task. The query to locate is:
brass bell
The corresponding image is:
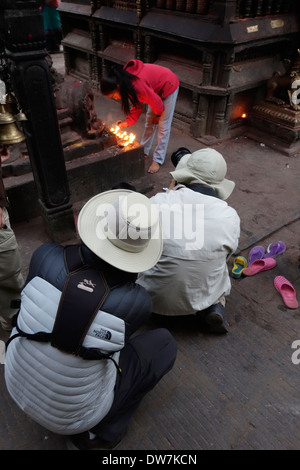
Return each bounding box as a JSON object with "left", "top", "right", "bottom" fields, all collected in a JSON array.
[
  {"left": 15, "top": 109, "right": 28, "bottom": 122},
  {"left": 0, "top": 103, "right": 26, "bottom": 145},
  {"left": 4, "top": 92, "right": 19, "bottom": 115},
  {"left": 4, "top": 93, "right": 27, "bottom": 121}
]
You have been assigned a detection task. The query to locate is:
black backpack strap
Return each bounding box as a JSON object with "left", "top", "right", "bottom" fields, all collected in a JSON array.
[
  {"left": 51, "top": 264, "right": 110, "bottom": 354},
  {"left": 64, "top": 244, "right": 85, "bottom": 273}
]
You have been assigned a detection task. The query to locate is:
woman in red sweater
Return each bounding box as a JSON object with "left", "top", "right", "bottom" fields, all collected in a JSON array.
[{"left": 100, "top": 60, "right": 179, "bottom": 173}]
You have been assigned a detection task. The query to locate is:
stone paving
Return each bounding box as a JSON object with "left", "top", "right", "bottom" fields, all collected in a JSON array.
[{"left": 0, "top": 53, "right": 300, "bottom": 450}]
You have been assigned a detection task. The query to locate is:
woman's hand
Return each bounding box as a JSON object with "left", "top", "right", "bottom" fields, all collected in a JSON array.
[
  {"left": 151, "top": 115, "right": 160, "bottom": 125},
  {"left": 116, "top": 120, "right": 128, "bottom": 129},
  {"left": 168, "top": 178, "right": 176, "bottom": 190}
]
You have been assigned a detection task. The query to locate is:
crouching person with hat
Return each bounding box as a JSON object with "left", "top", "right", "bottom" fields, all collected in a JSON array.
[
  {"left": 4, "top": 189, "right": 177, "bottom": 450},
  {"left": 137, "top": 148, "right": 240, "bottom": 335}
]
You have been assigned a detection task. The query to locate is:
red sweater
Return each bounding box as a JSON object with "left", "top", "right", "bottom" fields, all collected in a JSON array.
[{"left": 124, "top": 60, "right": 179, "bottom": 126}]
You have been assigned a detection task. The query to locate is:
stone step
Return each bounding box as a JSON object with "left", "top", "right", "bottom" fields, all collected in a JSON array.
[
  {"left": 61, "top": 131, "right": 82, "bottom": 148},
  {"left": 59, "top": 116, "right": 73, "bottom": 132},
  {"left": 56, "top": 107, "right": 69, "bottom": 120}
]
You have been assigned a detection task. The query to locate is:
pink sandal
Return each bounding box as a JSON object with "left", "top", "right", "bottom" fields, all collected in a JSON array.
[
  {"left": 274, "top": 276, "right": 298, "bottom": 309},
  {"left": 243, "top": 258, "right": 276, "bottom": 276}
]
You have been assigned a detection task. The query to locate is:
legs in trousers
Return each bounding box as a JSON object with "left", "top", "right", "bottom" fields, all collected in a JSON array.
[
  {"left": 0, "top": 208, "right": 24, "bottom": 331},
  {"left": 91, "top": 328, "right": 177, "bottom": 442},
  {"left": 141, "top": 88, "right": 179, "bottom": 166}
]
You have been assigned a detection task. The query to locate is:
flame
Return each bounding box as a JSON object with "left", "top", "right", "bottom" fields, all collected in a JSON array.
[
  {"left": 110, "top": 126, "right": 136, "bottom": 146},
  {"left": 241, "top": 113, "right": 247, "bottom": 119}
]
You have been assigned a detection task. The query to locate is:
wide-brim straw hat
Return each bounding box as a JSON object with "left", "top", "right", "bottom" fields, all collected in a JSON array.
[
  {"left": 77, "top": 189, "right": 163, "bottom": 273},
  {"left": 170, "top": 148, "right": 235, "bottom": 200}
]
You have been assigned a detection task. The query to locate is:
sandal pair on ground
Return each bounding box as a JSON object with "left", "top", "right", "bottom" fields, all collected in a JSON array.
[
  {"left": 231, "top": 241, "right": 298, "bottom": 309},
  {"left": 248, "top": 241, "right": 286, "bottom": 265},
  {"left": 231, "top": 241, "right": 286, "bottom": 279}
]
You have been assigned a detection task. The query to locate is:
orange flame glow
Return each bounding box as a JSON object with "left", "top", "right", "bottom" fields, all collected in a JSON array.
[
  {"left": 110, "top": 126, "right": 136, "bottom": 146},
  {"left": 241, "top": 113, "right": 247, "bottom": 119}
]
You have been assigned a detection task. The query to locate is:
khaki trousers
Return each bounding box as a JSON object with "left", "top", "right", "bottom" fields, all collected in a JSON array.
[{"left": 0, "top": 207, "right": 24, "bottom": 330}]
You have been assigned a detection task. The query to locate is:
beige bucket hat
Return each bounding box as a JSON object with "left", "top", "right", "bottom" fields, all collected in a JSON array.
[
  {"left": 170, "top": 148, "right": 235, "bottom": 200},
  {"left": 77, "top": 189, "right": 163, "bottom": 273}
]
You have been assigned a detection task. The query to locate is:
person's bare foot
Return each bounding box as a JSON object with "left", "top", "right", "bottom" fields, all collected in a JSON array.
[{"left": 147, "top": 161, "right": 160, "bottom": 173}]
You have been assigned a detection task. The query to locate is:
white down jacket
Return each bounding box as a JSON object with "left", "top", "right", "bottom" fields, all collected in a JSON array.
[{"left": 5, "top": 243, "right": 152, "bottom": 435}]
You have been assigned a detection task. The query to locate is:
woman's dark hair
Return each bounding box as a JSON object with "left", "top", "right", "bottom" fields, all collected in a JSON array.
[{"left": 100, "top": 65, "right": 141, "bottom": 115}]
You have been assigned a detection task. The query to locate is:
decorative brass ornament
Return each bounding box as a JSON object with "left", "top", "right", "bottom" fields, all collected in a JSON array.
[{"left": 0, "top": 103, "right": 26, "bottom": 145}]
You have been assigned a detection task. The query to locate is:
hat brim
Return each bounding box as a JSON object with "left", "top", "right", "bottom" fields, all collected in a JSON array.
[
  {"left": 170, "top": 166, "right": 235, "bottom": 200},
  {"left": 77, "top": 189, "right": 163, "bottom": 273}
]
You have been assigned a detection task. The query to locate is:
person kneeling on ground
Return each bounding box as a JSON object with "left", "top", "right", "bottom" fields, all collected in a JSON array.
[
  {"left": 4, "top": 189, "right": 177, "bottom": 450},
  {"left": 137, "top": 148, "right": 240, "bottom": 334},
  {"left": 0, "top": 145, "right": 24, "bottom": 333}
]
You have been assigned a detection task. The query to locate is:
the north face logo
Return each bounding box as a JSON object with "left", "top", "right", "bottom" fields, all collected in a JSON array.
[
  {"left": 93, "top": 328, "right": 112, "bottom": 340},
  {"left": 77, "top": 279, "right": 96, "bottom": 292}
]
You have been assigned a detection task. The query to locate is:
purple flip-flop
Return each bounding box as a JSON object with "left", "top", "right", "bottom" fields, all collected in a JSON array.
[
  {"left": 264, "top": 241, "right": 286, "bottom": 259},
  {"left": 248, "top": 246, "right": 265, "bottom": 265}
]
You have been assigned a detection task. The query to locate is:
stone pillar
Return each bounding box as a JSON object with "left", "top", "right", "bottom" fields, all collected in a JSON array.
[
  {"left": 0, "top": 0, "right": 75, "bottom": 242},
  {"left": 190, "top": 94, "right": 210, "bottom": 137}
]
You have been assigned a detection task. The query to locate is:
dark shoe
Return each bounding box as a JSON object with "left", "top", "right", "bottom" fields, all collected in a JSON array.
[
  {"left": 198, "top": 303, "right": 229, "bottom": 335},
  {"left": 66, "top": 431, "right": 123, "bottom": 450}
]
